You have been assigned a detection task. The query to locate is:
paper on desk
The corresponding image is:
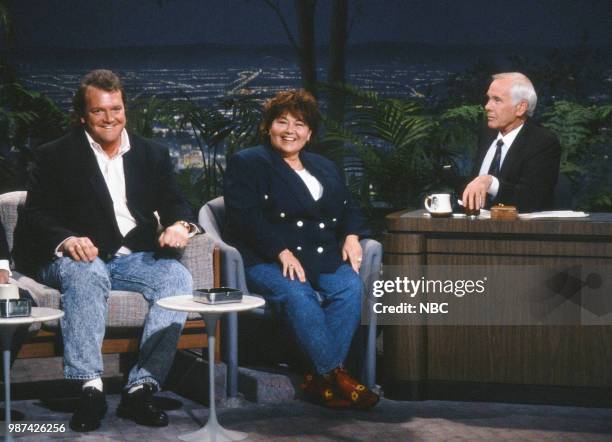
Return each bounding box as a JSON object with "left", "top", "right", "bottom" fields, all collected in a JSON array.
[{"left": 518, "top": 211, "right": 589, "bottom": 219}]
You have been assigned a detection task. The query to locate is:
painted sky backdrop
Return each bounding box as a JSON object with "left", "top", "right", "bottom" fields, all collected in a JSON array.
[{"left": 9, "top": 0, "right": 612, "bottom": 49}]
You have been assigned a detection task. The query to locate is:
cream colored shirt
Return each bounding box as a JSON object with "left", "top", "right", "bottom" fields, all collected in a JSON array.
[{"left": 295, "top": 168, "right": 323, "bottom": 201}]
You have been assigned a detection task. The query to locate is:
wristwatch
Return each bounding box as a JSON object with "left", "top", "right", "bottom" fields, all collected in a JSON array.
[{"left": 177, "top": 220, "right": 198, "bottom": 236}]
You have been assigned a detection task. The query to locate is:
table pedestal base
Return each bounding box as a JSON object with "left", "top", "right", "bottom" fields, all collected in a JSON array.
[
  {"left": 178, "top": 313, "right": 247, "bottom": 442},
  {"left": 178, "top": 419, "right": 247, "bottom": 442}
]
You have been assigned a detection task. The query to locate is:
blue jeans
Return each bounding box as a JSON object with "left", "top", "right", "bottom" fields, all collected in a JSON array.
[
  {"left": 38, "top": 252, "right": 191, "bottom": 391},
  {"left": 245, "top": 263, "right": 362, "bottom": 374}
]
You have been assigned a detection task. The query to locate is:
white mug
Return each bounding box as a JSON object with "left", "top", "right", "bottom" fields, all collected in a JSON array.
[
  {"left": 0, "top": 284, "right": 19, "bottom": 300},
  {"left": 424, "top": 193, "right": 452, "bottom": 217}
]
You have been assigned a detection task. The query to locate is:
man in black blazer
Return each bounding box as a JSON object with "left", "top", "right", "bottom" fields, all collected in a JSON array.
[
  {"left": 14, "top": 70, "right": 200, "bottom": 432},
  {"left": 462, "top": 72, "right": 561, "bottom": 213}
]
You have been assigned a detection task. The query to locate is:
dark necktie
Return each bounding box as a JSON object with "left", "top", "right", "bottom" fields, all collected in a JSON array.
[{"left": 488, "top": 139, "right": 504, "bottom": 177}]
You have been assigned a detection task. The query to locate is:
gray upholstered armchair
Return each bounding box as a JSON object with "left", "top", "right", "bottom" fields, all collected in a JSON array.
[
  {"left": 0, "top": 191, "right": 216, "bottom": 355},
  {"left": 199, "top": 196, "right": 381, "bottom": 397}
]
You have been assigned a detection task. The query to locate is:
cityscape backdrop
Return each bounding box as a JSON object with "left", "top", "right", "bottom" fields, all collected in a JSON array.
[{"left": 1, "top": 0, "right": 611, "bottom": 210}]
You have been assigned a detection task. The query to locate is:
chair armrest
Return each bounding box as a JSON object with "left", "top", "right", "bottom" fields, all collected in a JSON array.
[
  {"left": 207, "top": 237, "right": 250, "bottom": 294},
  {"left": 359, "top": 238, "right": 382, "bottom": 387},
  {"left": 359, "top": 238, "right": 383, "bottom": 282},
  {"left": 180, "top": 233, "right": 216, "bottom": 290}
]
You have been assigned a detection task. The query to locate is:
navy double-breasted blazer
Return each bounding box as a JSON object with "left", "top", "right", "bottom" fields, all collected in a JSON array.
[{"left": 224, "top": 144, "right": 371, "bottom": 284}]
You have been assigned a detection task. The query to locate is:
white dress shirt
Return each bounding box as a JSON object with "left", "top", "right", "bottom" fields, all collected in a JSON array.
[
  {"left": 0, "top": 260, "right": 10, "bottom": 276},
  {"left": 57, "top": 129, "right": 135, "bottom": 255},
  {"left": 478, "top": 124, "right": 524, "bottom": 197},
  {"left": 295, "top": 168, "right": 323, "bottom": 201}
]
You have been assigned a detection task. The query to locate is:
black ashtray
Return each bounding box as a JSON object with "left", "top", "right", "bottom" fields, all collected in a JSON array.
[
  {"left": 193, "top": 288, "right": 243, "bottom": 305},
  {"left": 0, "top": 299, "right": 32, "bottom": 317}
]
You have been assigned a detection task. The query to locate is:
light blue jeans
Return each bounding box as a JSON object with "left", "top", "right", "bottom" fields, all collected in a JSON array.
[
  {"left": 38, "top": 252, "right": 191, "bottom": 391},
  {"left": 245, "top": 263, "right": 362, "bottom": 374}
]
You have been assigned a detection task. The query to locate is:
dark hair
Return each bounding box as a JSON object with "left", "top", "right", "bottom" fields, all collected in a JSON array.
[
  {"left": 260, "top": 89, "right": 321, "bottom": 142},
  {"left": 72, "top": 69, "right": 126, "bottom": 120}
]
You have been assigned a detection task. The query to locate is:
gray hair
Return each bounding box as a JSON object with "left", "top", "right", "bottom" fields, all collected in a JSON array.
[{"left": 492, "top": 72, "right": 537, "bottom": 117}]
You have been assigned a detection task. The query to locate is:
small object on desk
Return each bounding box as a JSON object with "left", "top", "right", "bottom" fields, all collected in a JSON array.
[
  {"left": 519, "top": 211, "right": 589, "bottom": 220},
  {"left": 0, "top": 299, "right": 31, "bottom": 318},
  {"left": 491, "top": 204, "right": 518, "bottom": 221},
  {"left": 193, "top": 287, "right": 243, "bottom": 305},
  {"left": 456, "top": 199, "right": 480, "bottom": 218},
  {"left": 424, "top": 193, "right": 452, "bottom": 217}
]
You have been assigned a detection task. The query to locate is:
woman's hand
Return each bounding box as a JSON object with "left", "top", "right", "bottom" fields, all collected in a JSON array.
[
  {"left": 342, "top": 234, "right": 362, "bottom": 273},
  {"left": 278, "top": 249, "right": 306, "bottom": 283}
]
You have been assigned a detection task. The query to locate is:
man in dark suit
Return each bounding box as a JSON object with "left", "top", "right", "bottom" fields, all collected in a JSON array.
[
  {"left": 462, "top": 72, "right": 561, "bottom": 213},
  {"left": 0, "top": 222, "right": 10, "bottom": 284},
  {"left": 14, "top": 70, "right": 200, "bottom": 432}
]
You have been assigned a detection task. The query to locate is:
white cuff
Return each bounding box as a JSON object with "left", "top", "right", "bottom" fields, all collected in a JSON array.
[
  {"left": 55, "top": 236, "right": 75, "bottom": 258},
  {"left": 487, "top": 176, "right": 500, "bottom": 197},
  {"left": 187, "top": 222, "right": 201, "bottom": 238},
  {"left": 0, "top": 259, "right": 11, "bottom": 277}
]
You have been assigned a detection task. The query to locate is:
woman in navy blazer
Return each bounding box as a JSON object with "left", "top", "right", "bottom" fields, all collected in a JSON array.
[{"left": 224, "top": 90, "right": 378, "bottom": 409}]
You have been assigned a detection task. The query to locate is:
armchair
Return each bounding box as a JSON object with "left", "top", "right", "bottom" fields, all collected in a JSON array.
[
  {"left": 199, "top": 196, "right": 381, "bottom": 397},
  {"left": 0, "top": 191, "right": 217, "bottom": 363}
]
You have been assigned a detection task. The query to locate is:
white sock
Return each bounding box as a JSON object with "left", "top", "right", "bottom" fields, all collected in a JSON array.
[
  {"left": 83, "top": 377, "right": 103, "bottom": 392},
  {"left": 128, "top": 384, "right": 144, "bottom": 394}
]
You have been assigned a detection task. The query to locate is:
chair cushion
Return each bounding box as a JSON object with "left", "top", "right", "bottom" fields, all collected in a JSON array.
[
  {"left": 3, "top": 190, "right": 212, "bottom": 329},
  {"left": 13, "top": 272, "right": 200, "bottom": 329}
]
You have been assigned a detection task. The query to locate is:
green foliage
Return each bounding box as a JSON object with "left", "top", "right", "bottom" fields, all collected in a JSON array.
[
  {"left": 321, "top": 84, "right": 457, "bottom": 210},
  {"left": 128, "top": 93, "right": 262, "bottom": 204},
  {"left": 0, "top": 72, "right": 68, "bottom": 192},
  {"left": 542, "top": 101, "right": 611, "bottom": 211},
  {"left": 438, "top": 104, "right": 484, "bottom": 167}
]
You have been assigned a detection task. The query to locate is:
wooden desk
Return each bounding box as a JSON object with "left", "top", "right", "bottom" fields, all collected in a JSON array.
[{"left": 383, "top": 210, "right": 612, "bottom": 406}]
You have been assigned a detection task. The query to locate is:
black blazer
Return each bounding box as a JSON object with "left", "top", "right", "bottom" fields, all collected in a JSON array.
[
  {"left": 223, "top": 144, "right": 370, "bottom": 284},
  {"left": 14, "top": 129, "right": 195, "bottom": 275},
  {"left": 471, "top": 121, "right": 561, "bottom": 212}
]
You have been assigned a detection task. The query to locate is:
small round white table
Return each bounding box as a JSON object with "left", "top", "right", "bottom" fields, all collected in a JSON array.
[
  {"left": 157, "top": 294, "right": 265, "bottom": 442},
  {"left": 0, "top": 307, "right": 64, "bottom": 442}
]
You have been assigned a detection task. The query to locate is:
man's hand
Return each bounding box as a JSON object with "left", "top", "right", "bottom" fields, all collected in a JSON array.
[
  {"left": 462, "top": 175, "right": 493, "bottom": 210},
  {"left": 278, "top": 249, "right": 306, "bottom": 283},
  {"left": 0, "top": 269, "right": 9, "bottom": 284},
  {"left": 158, "top": 222, "right": 190, "bottom": 249},
  {"left": 60, "top": 237, "right": 99, "bottom": 262},
  {"left": 342, "top": 234, "right": 362, "bottom": 273}
]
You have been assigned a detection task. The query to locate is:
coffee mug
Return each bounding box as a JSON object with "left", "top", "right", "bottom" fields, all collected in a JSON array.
[
  {"left": 424, "top": 193, "right": 452, "bottom": 217},
  {"left": 0, "top": 284, "right": 19, "bottom": 300}
]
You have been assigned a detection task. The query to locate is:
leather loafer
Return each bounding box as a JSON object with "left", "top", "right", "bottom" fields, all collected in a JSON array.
[
  {"left": 116, "top": 383, "right": 168, "bottom": 427},
  {"left": 69, "top": 387, "right": 108, "bottom": 432}
]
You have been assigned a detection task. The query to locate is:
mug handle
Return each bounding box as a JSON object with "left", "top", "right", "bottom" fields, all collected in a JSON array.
[{"left": 424, "top": 196, "right": 432, "bottom": 212}]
